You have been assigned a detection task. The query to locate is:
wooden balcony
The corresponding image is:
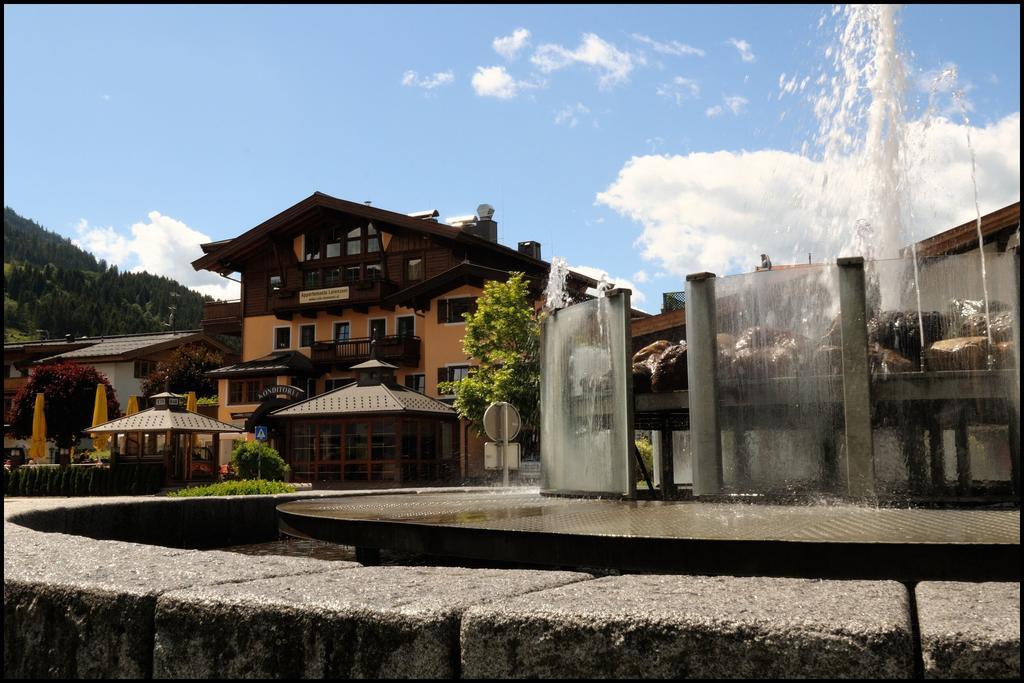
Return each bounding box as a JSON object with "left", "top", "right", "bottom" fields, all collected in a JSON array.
[
  {"left": 201, "top": 300, "right": 243, "bottom": 336},
  {"left": 311, "top": 335, "right": 421, "bottom": 369},
  {"left": 272, "top": 278, "right": 399, "bottom": 319}
]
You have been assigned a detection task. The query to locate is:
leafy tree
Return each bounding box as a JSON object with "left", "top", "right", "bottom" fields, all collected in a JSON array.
[
  {"left": 140, "top": 344, "right": 224, "bottom": 397},
  {"left": 230, "top": 441, "right": 289, "bottom": 481},
  {"left": 7, "top": 361, "right": 120, "bottom": 450},
  {"left": 438, "top": 272, "right": 540, "bottom": 445}
]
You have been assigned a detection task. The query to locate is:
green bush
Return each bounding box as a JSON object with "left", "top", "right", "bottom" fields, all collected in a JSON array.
[
  {"left": 167, "top": 479, "right": 296, "bottom": 497},
  {"left": 5, "top": 463, "right": 165, "bottom": 496},
  {"left": 230, "top": 441, "right": 289, "bottom": 481},
  {"left": 635, "top": 436, "right": 654, "bottom": 485}
]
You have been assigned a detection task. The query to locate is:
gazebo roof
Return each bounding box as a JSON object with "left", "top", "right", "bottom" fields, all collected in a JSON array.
[
  {"left": 89, "top": 407, "right": 244, "bottom": 434},
  {"left": 270, "top": 382, "right": 457, "bottom": 419}
]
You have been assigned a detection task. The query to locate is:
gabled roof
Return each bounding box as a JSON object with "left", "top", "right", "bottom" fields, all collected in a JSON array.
[
  {"left": 191, "top": 191, "right": 599, "bottom": 289},
  {"left": 34, "top": 330, "right": 233, "bottom": 364},
  {"left": 270, "top": 382, "right": 457, "bottom": 418},
  {"left": 89, "top": 407, "right": 243, "bottom": 434},
  {"left": 207, "top": 351, "right": 317, "bottom": 379}
]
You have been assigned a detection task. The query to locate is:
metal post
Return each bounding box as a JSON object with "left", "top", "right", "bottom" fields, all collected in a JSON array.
[
  {"left": 502, "top": 405, "right": 509, "bottom": 488},
  {"left": 685, "top": 272, "right": 722, "bottom": 496},
  {"left": 1011, "top": 247, "right": 1020, "bottom": 496},
  {"left": 837, "top": 257, "right": 876, "bottom": 498},
  {"left": 605, "top": 288, "right": 636, "bottom": 499}
]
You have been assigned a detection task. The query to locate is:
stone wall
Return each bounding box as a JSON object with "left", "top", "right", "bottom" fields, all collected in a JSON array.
[{"left": 4, "top": 493, "right": 1018, "bottom": 679}]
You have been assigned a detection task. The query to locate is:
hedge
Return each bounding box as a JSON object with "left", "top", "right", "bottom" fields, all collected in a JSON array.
[
  {"left": 167, "top": 479, "right": 297, "bottom": 497},
  {"left": 4, "top": 464, "right": 165, "bottom": 497}
]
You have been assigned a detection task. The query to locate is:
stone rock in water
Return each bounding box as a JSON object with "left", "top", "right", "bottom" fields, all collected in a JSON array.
[
  {"left": 925, "top": 337, "right": 990, "bottom": 371},
  {"left": 632, "top": 362, "right": 653, "bottom": 393},
  {"left": 960, "top": 310, "right": 1013, "bottom": 342},
  {"left": 732, "top": 327, "right": 803, "bottom": 379},
  {"left": 868, "top": 342, "right": 915, "bottom": 374},
  {"left": 633, "top": 340, "right": 672, "bottom": 366},
  {"left": 867, "top": 310, "right": 946, "bottom": 369}
]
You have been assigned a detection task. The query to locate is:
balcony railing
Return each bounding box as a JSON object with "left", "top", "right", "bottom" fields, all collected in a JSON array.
[
  {"left": 201, "top": 300, "right": 242, "bottom": 335},
  {"left": 311, "top": 335, "right": 421, "bottom": 369}
]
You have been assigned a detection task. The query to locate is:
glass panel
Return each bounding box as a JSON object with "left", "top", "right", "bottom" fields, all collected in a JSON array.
[
  {"left": 421, "top": 423, "right": 437, "bottom": 460},
  {"left": 401, "top": 420, "right": 418, "bottom": 459},
  {"left": 275, "top": 327, "right": 291, "bottom": 350},
  {"left": 371, "top": 419, "right": 396, "bottom": 460},
  {"left": 397, "top": 317, "right": 415, "bottom": 337},
  {"left": 292, "top": 424, "right": 315, "bottom": 480},
  {"left": 541, "top": 294, "right": 634, "bottom": 496},
  {"left": 319, "top": 425, "right": 342, "bottom": 460},
  {"left": 270, "top": 275, "right": 282, "bottom": 292},
  {"left": 365, "top": 263, "right": 382, "bottom": 281},
  {"left": 346, "top": 227, "right": 362, "bottom": 256},
  {"left": 713, "top": 265, "right": 845, "bottom": 496},
  {"left": 334, "top": 322, "right": 350, "bottom": 341},
  {"left": 345, "top": 422, "right": 368, "bottom": 460},
  {"left": 406, "top": 258, "right": 423, "bottom": 281},
  {"left": 304, "top": 233, "right": 321, "bottom": 261},
  {"left": 344, "top": 266, "right": 361, "bottom": 283},
  {"left": 300, "top": 325, "right": 315, "bottom": 347},
  {"left": 304, "top": 270, "right": 320, "bottom": 289},
  {"left": 343, "top": 463, "right": 368, "bottom": 481},
  {"left": 324, "top": 268, "right": 340, "bottom": 286},
  {"left": 326, "top": 241, "right": 342, "bottom": 258}
]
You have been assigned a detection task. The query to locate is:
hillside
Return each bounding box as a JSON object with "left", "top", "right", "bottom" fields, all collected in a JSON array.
[{"left": 3, "top": 207, "right": 210, "bottom": 342}]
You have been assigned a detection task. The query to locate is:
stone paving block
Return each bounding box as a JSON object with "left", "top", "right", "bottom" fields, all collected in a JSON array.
[
  {"left": 3, "top": 526, "right": 352, "bottom": 679},
  {"left": 916, "top": 582, "right": 1020, "bottom": 679},
  {"left": 461, "top": 574, "right": 914, "bottom": 679},
  {"left": 153, "top": 565, "right": 590, "bottom": 679}
]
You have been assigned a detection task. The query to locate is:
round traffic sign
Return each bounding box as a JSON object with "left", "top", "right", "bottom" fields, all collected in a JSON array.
[{"left": 483, "top": 402, "right": 521, "bottom": 442}]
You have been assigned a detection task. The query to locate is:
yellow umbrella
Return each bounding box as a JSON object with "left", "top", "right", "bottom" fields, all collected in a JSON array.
[
  {"left": 90, "top": 384, "right": 110, "bottom": 451},
  {"left": 28, "top": 393, "right": 47, "bottom": 462},
  {"left": 125, "top": 395, "right": 140, "bottom": 415}
]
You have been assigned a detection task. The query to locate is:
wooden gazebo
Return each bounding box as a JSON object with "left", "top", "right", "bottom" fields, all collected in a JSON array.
[{"left": 89, "top": 392, "right": 243, "bottom": 482}]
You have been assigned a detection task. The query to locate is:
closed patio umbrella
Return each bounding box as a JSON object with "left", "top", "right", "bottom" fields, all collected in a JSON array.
[
  {"left": 186, "top": 392, "right": 200, "bottom": 447},
  {"left": 28, "top": 393, "right": 47, "bottom": 463},
  {"left": 90, "top": 384, "right": 110, "bottom": 451},
  {"left": 125, "top": 395, "right": 139, "bottom": 416}
]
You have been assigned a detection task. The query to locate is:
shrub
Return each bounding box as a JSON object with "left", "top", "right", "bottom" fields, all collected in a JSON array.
[
  {"left": 230, "top": 441, "right": 289, "bottom": 481},
  {"left": 635, "top": 436, "right": 654, "bottom": 485},
  {"left": 167, "top": 479, "right": 296, "bottom": 497},
  {"left": 5, "top": 463, "right": 164, "bottom": 496}
]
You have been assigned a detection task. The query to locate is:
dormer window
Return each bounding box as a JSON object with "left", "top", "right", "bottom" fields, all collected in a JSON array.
[{"left": 304, "top": 232, "right": 321, "bottom": 261}]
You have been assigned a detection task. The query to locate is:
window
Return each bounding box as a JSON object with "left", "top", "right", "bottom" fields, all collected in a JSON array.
[
  {"left": 303, "top": 270, "right": 321, "bottom": 289},
  {"left": 275, "top": 326, "right": 291, "bottom": 350},
  {"left": 369, "top": 319, "right": 386, "bottom": 340},
  {"left": 270, "top": 275, "right": 282, "bottom": 292},
  {"left": 346, "top": 422, "right": 368, "bottom": 460},
  {"left": 366, "top": 223, "right": 380, "bottom": 253},
  {"left": 299, "top": 324, "right": 316, "bottom": 348},
  {"left": 325, "top": 228, "right": 343, "bottom": 258},
  {"left": 344, "top": 265, "right": 361, "bottom": 283},
  {"left": 325, "top": 377, "right": 353, "bottom": 391},
  {"left": 365, "top": 262, "right": 382, "bottom": 281},
  {"left": 404, "top": 374, "right": 425, "bottom": 393},
  {"left": 333, "top": 322, "right": 350, "bottom": 341},
  {"left": 324, "top": 268, "right": 340, "bottom": 287},
  {"left": 346, "top": 227, "right": 362, "bottom": 256},
  {"left": 306, "top": 377, "right": 317, "bottom": 398},
  {"left": 370, "top": 419, "right": 396, "bottom": 460},
  {"left": 228, "top": 381, "right": 243, "bottom": 405},
  {"left": 320, "top": 425, "right": 342, "bottom": 460},
  {"left": 438, "top": 297, "right": 478, "bottom": 324},
  {"left": 405, "top": 257, "right": 423, "bottom": 282},
  {"left": 134, "top": 359, "right": 157, "bottom": 379},
  {"left": 438, "top": 365, "right": 473, "bottom": 389},
  {"left": 304, "top": 233, "right": 321, "bottom": 261},
  {"left": 228, "top": 380, "right": 272, "bottom": 405},
  {"left": 396, "top": 316, "right": 415, "bottom": 338}
]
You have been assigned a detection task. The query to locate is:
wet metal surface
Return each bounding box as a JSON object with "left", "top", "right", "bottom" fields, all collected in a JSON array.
[{"left": 278, "top": 490, "right": 1019, "bottom": 545}]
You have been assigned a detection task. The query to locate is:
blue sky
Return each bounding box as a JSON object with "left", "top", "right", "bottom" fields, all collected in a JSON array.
[{"left": 4, "top": 4, "right": 1020, "bottom": 309}]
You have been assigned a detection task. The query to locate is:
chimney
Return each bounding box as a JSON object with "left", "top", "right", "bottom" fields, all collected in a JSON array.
[
  {"left": 518, "top": 241, "right": 542, "bottom": 259},
  {"left": 462, "top": 203, "right": 498, "bottom": 242}
]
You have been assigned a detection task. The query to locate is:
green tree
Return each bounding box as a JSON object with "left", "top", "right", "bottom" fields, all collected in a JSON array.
[
  {"left": 140, "top": 344, "right": 224, "bottom": 397},
  {"left": 7, "top": 361, "right": 120, "bottom": 450},
  {"left": 230, "top": 441, "right": 289, "bottom": 481},
  {"left": 438, "top": 272, "right": 540, "bottom": 446}
]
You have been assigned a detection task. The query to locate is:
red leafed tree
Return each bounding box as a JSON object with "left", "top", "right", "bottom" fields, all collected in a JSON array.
[
  {"left": 7, "top": 361, "right": 120, "bottom": 450},
  {"left": 140, "top": 343, "right": 223, "bottom": 398}
]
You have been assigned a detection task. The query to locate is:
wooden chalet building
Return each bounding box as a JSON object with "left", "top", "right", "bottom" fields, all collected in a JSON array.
[{"left": 193, "top": 191, "right": 596, "bottom": 482}]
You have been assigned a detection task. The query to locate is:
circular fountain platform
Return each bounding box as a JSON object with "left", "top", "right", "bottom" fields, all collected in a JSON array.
[{"left": 277, "top": 490, "right": 1019, "bottom": 582}]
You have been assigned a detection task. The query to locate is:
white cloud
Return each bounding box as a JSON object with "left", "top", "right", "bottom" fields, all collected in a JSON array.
[
  {"left": 631, "top": 34, "right": 705, "bottom": 58},
  {"left": 494, "top": 28, "right": 531, "bottom": 60},
  {"left": 73, "top": 211, "right": 240, "bottom": 300},
  {"left": 471, "top": 65, "right": 540, "bottom": 99},
  {"left": 656, "top": 76, "right": 700, "bottom": 106},
  {"left": 554, "top": 102, "right": 590, "bottom": 128},
  {"left": 632, "top": 270, "right": 649, "bottom": 283},
  {"left": 727, "top": 37, "right": 755, "bottom": 63},
  {"left": 401, "top": 69, "right": 455, "bottom": 90},
  {"left": 568, "top": 264, "right": 648, "bottom": 308},
  {"left": 596, "top": 113, "right": 1020, "bottom": 280},
  {"left": 724, "top": 95, "right": 749, "bottom": 115},
  {"left": 705, "top": 105, "right": 723, "bottom": 118},
  {"left": 531, "top": 33, "right": 644, "bottom": 89}
]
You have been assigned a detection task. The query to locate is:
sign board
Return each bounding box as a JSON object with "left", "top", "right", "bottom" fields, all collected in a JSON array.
[
  {"left": 254, "top": 425, "right": 269, "bottom": 442},
  {"left": 257, "top": 385, "right": 306, "bottom": 402},
  {"left": 299, "top": 286, "right": 350, "bottom": 305},
  {"left": 485, "top": 442, "right": 520, "bottom": 470},
  {"left": 483, "top": 402, "right": 521, "bottom": 442}
]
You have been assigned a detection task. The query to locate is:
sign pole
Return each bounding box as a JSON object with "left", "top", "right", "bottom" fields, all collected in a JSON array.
[{"left": 502, "top": 404, "right": 509, "bottom": 487}]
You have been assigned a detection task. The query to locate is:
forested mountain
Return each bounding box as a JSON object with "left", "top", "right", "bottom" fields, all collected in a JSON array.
[{"left": 3, "top": 207, "right": 210, "bottom": 342}]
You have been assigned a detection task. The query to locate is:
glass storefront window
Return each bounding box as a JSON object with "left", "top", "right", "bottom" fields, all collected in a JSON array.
[
  {"left": 346, "top": 422, "right": 368, "bottom": 460},
  {"left": 320, "top": 425, "right": 342, "bottom": 460},
  {"left": 371, "top": 419, "right": 396, "bottom": 460}
]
